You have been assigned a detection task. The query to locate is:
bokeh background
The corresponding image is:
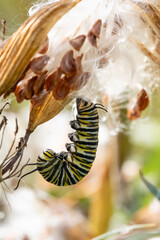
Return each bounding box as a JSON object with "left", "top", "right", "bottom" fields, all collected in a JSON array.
[{"left": 0, "top": 0, "right": 160, "bottom": 240}]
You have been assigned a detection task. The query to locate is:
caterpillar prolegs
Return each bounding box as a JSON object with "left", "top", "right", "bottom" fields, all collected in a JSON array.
[{"left": 15, "top": 97, "right": 107, "bottom": 189}]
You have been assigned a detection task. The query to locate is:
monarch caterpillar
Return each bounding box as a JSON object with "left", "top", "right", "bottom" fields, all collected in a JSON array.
[{"left": 15, "top": 97, "right": 107, "bottom": 189}]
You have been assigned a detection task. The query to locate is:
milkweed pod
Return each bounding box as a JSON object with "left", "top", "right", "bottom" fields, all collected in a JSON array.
[
  {"left": 0, "top": 0, "right": 81, "bottom": 97},
  {"left": 27, "top": 92, "right": 74, "bottom": 132},
  {"left": 38, "top": 36, "right": 49, "bottom": 54}
]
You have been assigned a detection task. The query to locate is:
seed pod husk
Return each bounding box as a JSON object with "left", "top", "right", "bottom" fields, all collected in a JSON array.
[
  {"left": 0, "top": 0, "right": 81, "bottom": 96},
  {"left": 27, "top": 93, "right": 74, "bottom": 132}
]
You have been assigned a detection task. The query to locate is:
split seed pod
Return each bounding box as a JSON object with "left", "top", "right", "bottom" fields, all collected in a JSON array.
[
  {"left": 27, "top": 92, "right": 73, "bottom": 133},
  {"left": 0, "top": 0, "right": 81, "bottom": 96}
]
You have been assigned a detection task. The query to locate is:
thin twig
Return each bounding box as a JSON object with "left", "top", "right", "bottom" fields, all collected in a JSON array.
[
  {"left": 2, "top": 118, "right": 18, "bottom": 163},
  {"left": 0, "top": 116, "right": 7, "bottom": 149},
  {"left": 11, "top": 159, "right": 30, "bottom": 178},
  {"left": 1, "top": 18, "right": 6, "bottom": 42},
  {"left": 0, "top": 102, "right": 9, "bottom": 115},
  {"left": 8, "top": 151, "right": 24, "bottom": 177},
  {"left": 2, "top": 130, "right": 31, "bottom": 176}
]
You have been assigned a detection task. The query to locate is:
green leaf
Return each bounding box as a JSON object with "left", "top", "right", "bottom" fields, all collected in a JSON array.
[{"left": 140, "top": 170, "right": 160, "bottom": 200}]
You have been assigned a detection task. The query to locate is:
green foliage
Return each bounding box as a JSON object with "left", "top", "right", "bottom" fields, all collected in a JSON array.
[{"left": 140, "top": 171, "right": 160, "bottom": 200}]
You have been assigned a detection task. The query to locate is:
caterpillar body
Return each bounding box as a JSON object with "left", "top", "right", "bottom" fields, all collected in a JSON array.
[{"left": 15, "top": 97, "right": 107, "bottom": 189}]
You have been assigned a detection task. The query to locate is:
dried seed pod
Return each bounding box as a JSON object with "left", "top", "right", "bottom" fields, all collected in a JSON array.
[
  {"left": 19, "top": 61, "right": 32, "bottom": 81},
  {"left": 30, "top": 55, "right": 49, "bottom": 74},
  {"left": 38, "top": 36, "right": 49, "bottom": 54},
  {"left": 69, "top": 35, "right": 86, "bottom": 51},
  {"left": 28, "top": 92, "right": 73, "bottom": 132},
  {"left": 3, "top": 62, "right": 32, "bottom": 99},
  {"left": 0, "top": 0, "right": 81, "bottom": 97},
  {"left": 4, "top": 83, "right": 19, "bottom": 99},
  {"left": 127, "top": 104, "right": 141, "bottom": 120},
  {"left": 137, "top": 88, "right": 149, "bottom": 111},
  {"left": 53, "top": 77, "right": 70, "bottom": 100},
  {"left": 60, "top": 50, "right": 76, "bottom": 77}
]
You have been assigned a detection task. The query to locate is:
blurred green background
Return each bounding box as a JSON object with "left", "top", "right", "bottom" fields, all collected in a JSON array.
[{"left": 0, "top": 0, "right": 33, "bottom": 37}]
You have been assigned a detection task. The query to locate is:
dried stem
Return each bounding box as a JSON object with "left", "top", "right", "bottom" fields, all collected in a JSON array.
[
  {"left": 1, "top": 130, "right": 31, "bottom": 178},
  {"left": 1, "top": 18, "right": 6, "bottom": 42},
  {"left": 0, "top": 116, "right": 7, "bottom": 149}
]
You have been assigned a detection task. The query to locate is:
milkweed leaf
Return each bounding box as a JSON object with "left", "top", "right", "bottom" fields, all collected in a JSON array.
[{"left": 140, "top": 170, "right": 160, "bottom": 200}]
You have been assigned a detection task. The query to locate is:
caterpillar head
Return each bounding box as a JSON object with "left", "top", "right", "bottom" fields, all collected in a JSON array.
[{"left": 76, "top": 97, "right": 91, "bottom": 110}]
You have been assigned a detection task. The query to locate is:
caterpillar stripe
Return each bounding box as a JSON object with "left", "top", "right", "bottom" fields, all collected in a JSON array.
[{"left": 15, "top": 97, "right": 107, "bottom": 189}]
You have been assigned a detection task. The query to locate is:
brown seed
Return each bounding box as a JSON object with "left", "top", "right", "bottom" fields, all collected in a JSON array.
[
  {"left": 87, "top": 19, "right": 102, "bottom": 47},
  {"left": 87, "top": 30, "right": 97, "bottom": 47},
  {"left": 69, "top": 35, "right": 86, "bottom": 51},
  {"left": 98, "top": 48, "right": 109, "bottom": 67},
  {"left": 137, "top": 89, "right": 149, "bottom": 111},
  {"left": 65, "top": 54, "right": 83, "bottom": 87},
  {"left": 72, "top": 72, "right": 90, "bottom": 90},
  {"left": 60, "top": 50, "right": 76, "bottom": 77},
  {"left": 53, "top": 77, "right": 70, "bottom": 100},
  {"left": 112, "top": 15, "right": 123, "bottom": 35},
  {"left": 45, "top": 68, "right": 62, "bottom": 91},
  {"left": 30, "top": 55, "right": 49, "bottom": 74},
  {"left": 45, "top": 71, "right": 56, "bottom": 91},
  {"left": 14, "top": 75, "right": 38, "bottom": 102},
  {"left": 38, "top": 36, "right": 49, "bottom": 54},
  {"left": 91, "top": 19, "right": 102, "bottom": 38},
  {"left": 33, "top": 71, "right": 48, "bottom": 96},
  {"left": 31, "top": 90, "right": 48, "bottom": 107},
  {"left": 25, "top": 76, "right": 37, "bottom": 100},
  {"left": 127, "top": 104, "right": 141, "bottom": 120},
  {"left": 3, "top": 62, "right": 32, "bottom": 99},
  {"left": 14, "top": 86, "right": 25, "bottom": 103}
]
